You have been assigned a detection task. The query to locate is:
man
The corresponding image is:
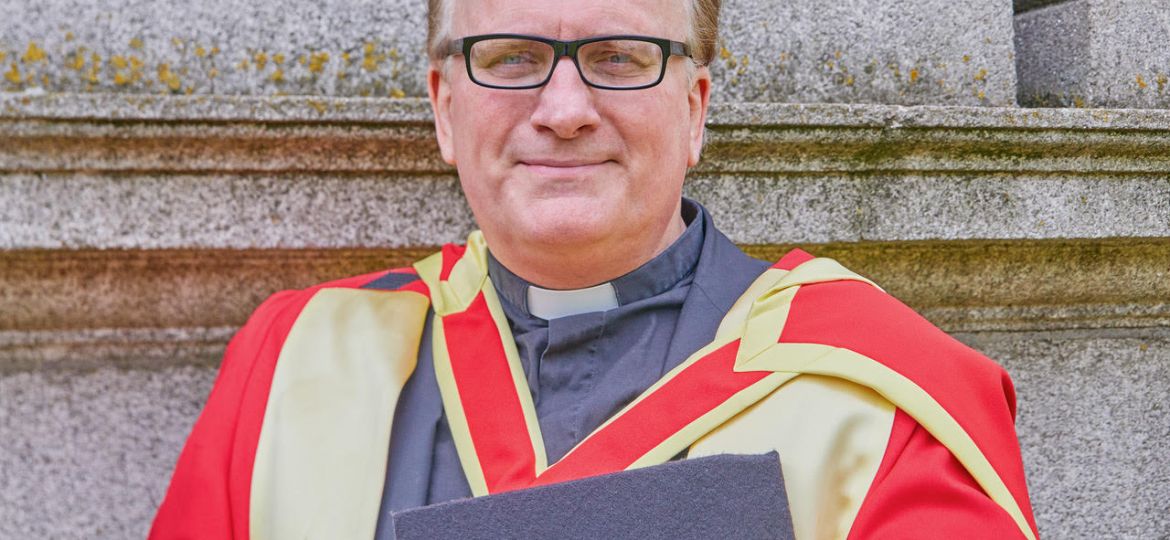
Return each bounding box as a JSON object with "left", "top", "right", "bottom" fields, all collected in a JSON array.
[{"left": 152, "top": 0, "right": 1039, "bottom": 538}]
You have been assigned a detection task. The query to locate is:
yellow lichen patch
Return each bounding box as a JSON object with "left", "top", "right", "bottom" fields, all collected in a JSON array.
[
  {"left": 0, "top": 52, "right": 6, "bottom": 63},
  {"left": 975, "top": 89, "right": 986, "bottom": 100},
  {"left": 298, "top": 54, "right": 307, "bottom": 66},
  {"left": 1136, "top": 74, "right": 1148, "bottom": 89},
  {"left": 389, "top": 48, "right": 401, "bottom": 60},
  {"left": 308, "top": 99, "right": 327, "bottom": 113},
  {"left": 390, "top": 87, "right": 406, "bottom": 98},
  {"left": 114, "top": 72, "right": 129, "bottom": 85},
  {"left": 236, "top": 59, "right": 249, "bottom": 71},
  {"left": 309, "top": 52, "right": 329, "bottom": 73},
  {"left": 845, "top": 75, "right": 854, "bottom": 86},
  {"left": 362, "top": 42, "right": 381, "bottom": 71},
  {"left": 171, "top": 37, "right": 183, "bottom": 48},
  {"left": 4, "top": 63, "right": 21, "bottom": 84},
  {"left": 112, "top": 55, "right": 128, "bottom": 70},
  {"left": 720, "top": 45, "right": 731, "bottom": 60},
  {"left": 342, "top": 52, "right": 352, "bottom": 65},
  {"left": 195, "top": 46, "right": 207, "bottom": 58},
  {"left": 974, "top": 68, "right": 988, "bottom": 82},
  {"left": 909, "top": 68, "right": 919, "bottom": 84},
  {"left": 157, "top": 63, "right": 182, "bottom": 91},
  {"left": 270, "top": 68, "right": 284, "bottom": 82},
  {"left": 962, "top": 54, "right": 971, "bottom": 64},
  {"left": 254, "top": 52, "right": 268, "bottom": 70},
  {"left": 67, "top": 49, "right": 87, "bottom": 70},
  {"left": 834, "top": 50, "right": 842, "bottom": 60},
  {"left": 22, "top": 42, "right": 47, "bottom": 64},
  {"left": 1073, "top": 96, "right": 1085, "bottom": 108},
  {"left": 211, "top": 47, "right": 220, "bottom": 55},
  {"left": 130, "top": 37, "right": 144, "bottom": 50},
  {"left": 273, "top": 53, "right": 285, "bottom": 65},
  {"left": 86, "top": 53, "right": 102, "bottom": 83},
  {"left": 1157, "top": 74, "right": 1168, "bottom": 93}
]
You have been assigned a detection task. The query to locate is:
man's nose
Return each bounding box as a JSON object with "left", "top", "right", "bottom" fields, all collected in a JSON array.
[{"left": 529, "top": 57, "right": 601, "bottom": 139}]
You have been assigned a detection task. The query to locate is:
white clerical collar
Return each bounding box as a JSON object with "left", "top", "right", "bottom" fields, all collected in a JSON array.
[{"left": 526, "top": 282, "right": 619, "bottom": 320}]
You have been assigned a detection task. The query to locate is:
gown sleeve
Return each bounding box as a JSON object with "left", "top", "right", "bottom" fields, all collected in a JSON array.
[
  {"left": 847, "top": 408, "right": 1034, "bottom": 539},
  {"left": 149, "top": 290, "right": 314, "bottom": 540}
]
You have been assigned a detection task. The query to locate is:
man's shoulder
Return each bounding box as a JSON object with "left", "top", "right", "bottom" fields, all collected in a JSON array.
[
  {"left": 779, "top": 250, "right": 1008, "bottom": 385},
  {"left": 239, "top": 266, "right": 430, "bottom": 333}
]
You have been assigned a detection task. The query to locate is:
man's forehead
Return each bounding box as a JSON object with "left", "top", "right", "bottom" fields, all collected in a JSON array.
[{"left": 449, "top": 0, "right": 689, "bottom": 40}]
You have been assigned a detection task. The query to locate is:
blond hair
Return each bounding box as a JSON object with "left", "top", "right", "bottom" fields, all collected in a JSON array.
[{"left": 426, "top": 0, "right": 722, "bottom": 66}]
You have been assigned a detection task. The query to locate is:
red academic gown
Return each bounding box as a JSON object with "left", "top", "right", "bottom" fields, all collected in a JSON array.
[{"left": 150, "top": 240, "right": 1038, "bottom": 540}]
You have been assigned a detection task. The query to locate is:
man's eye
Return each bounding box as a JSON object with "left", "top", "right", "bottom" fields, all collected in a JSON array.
[
  {"left": 603, "top": 53, "right": 633, "bottom": 64},
  {"left": 485, "top": 52, "right": 537, "bottom": 67},
  {"left": 499, "top": 53, "right": 532, "bottom": 65}
]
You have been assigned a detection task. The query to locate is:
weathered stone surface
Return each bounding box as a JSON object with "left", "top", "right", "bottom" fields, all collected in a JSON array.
[
  {"left": 716, "top": 0, "right": 1018, "bottom": 105},
  {"left": 0, "top": 0, "right": 431, "bottom": 99},
  {"left": 0, "top": 172, "right": 473, "bottom": 249},
  {"left": 966, "top": 328, "right": 1170, "bottom": 539},
  {"left": 0, "top": 0, "right": 1017, "bottom": 105},
  {"left": 0, "top": 365, "right": 217, "bottom": 539},
  {"left": 1015, "top": 0, "right": 1170, "bottom": 108}
]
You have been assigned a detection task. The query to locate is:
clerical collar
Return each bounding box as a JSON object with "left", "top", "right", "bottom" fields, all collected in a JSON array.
[{"left": 488, "top": 199, "right": 705, "bottom": 320}]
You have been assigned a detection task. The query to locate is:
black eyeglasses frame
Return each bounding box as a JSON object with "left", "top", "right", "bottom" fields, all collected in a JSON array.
[{"left": 444, "top": 33, "right": 693, "bottom": 90}]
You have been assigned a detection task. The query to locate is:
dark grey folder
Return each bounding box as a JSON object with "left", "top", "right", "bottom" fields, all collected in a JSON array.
[{"left": 390, "top": 452, "right": 794, "bottom": 539}]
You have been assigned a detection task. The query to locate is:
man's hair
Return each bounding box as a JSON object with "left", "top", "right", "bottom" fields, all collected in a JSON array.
[{"left": 426, "top": 0, "right": 722, "bottom": 67}]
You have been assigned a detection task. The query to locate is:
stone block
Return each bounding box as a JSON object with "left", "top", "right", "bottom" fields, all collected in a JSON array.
[
  {"left": 0, "top": 365, "right": 217, "bottom": 539},
  {"left": 715, "top": 0, "right": 1018, "bottom": 105},
  {"left": 964, "top": 329, "right": 1170, "bottom": 539},
  {"left": 0, "top": 0, "right": 1017, "bottom": 105},
  {"left": 1015, "top": 0, "right": 1170, "bottom": 108},
  {"left": 0, "top": 0, "right": 431, "bottom": 99}
]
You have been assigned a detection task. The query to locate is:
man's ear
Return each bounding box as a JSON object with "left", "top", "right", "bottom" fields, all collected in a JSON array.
[
  {"left": 428, "top": 65, "right": 457, "bottom": 165},
  {"left": 687, "top": 65, "right": 712, "bottom": 168}
]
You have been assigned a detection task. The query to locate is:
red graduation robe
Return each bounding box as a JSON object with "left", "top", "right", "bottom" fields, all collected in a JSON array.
[{"left": 151, "top": 233, "right": 1038, "bottom": 539}]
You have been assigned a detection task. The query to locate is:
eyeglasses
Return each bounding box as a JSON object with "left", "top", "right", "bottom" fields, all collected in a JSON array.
[{"left": 444, "top": 34, "right": 692, "bottom": 90}]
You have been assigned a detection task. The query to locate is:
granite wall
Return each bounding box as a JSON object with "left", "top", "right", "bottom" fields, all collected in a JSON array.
[{"left": 2, "top": 0, "right": 1168, "bottom": 538}]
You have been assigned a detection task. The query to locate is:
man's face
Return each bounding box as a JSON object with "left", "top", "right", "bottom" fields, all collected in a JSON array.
[{"left": 429, "top": 0, "right": 711, "bottom": 259}]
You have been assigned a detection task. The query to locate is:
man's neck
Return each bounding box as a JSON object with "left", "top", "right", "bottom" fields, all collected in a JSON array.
[{"left": 485, "top": 214, "right": 687, "bottom": 290}]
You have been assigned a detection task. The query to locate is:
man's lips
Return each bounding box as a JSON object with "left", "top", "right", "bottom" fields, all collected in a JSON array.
[
  {"left": 519, "top": 158, "right": 612, "bottom": 168},
  {"left": 518, "top": 159, "right": 614, "bottom": 177}
]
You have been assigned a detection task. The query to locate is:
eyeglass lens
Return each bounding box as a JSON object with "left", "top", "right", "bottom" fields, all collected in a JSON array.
[{"left": 469, "top": 38, "right": 665, "bottom": 88}]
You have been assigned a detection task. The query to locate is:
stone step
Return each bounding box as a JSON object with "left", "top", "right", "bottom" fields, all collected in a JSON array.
[
  {"left": 4, "top": 95, "right": 1169, "bottom": 251},
  {"left": 3, "top": 238, "right": 1168, "bottom": 372}
]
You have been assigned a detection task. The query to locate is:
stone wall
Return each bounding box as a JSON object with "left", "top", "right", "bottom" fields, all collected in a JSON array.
[{"left": 2, "top": 0, "right": 1168, "bottom": 538}]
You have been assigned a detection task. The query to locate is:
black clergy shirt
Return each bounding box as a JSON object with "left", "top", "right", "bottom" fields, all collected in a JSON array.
[{"left": 372, "top": 199, "right": 769, "bottom": 537}]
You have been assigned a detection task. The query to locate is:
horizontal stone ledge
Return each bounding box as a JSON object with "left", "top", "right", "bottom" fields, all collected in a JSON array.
[
  {"left": 9, "top": 94, "right": 1170, "bottom": 129},
  {"left": 4, "top": 170, "right": 1167, "bottom": 249},
  {"left": 6, "top": 96, "right": 1170, "bottom": 176},
  {"left": 2, "top": 238, "right": 1166, "bottom": 370}
]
